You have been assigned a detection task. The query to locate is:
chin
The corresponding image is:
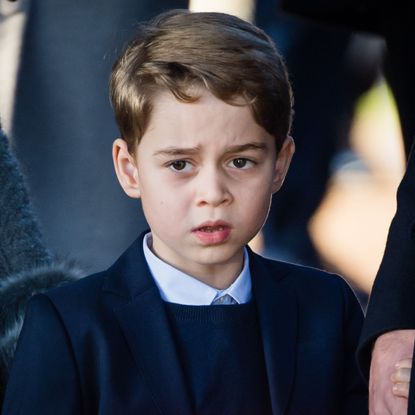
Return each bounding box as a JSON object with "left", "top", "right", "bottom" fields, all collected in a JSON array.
[{"left": 195, "top": 246, "right": 242, "bottom": 265}]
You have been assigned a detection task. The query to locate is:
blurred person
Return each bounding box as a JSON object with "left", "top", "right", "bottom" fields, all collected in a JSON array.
[
  {"left": 280, "top": 1, "right": 415, "bottom": 414},
  {"left": 255, "top": 0, "right": 381, "bottom": 284},
  {"left": 8, "top": 0, "right": 186, "bottom": 274},
  {"left": 2, "top": 10, "right": 367, "bottom": 414}
]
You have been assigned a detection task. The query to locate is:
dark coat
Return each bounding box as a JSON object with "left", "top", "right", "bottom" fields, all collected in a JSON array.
[{"left": 2, "top": 234, "right": 367, "bottom": 414}]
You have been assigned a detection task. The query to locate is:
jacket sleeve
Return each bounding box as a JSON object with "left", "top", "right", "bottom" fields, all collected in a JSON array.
[
  {"left": 339, "top": 279, "right": 368, "bottom": 414},
  {"left": 1, "top": 294, "right": 83, "bottom": 415},
  {"left": 357, "top": 148, "right": 415, "bottom": 379}
]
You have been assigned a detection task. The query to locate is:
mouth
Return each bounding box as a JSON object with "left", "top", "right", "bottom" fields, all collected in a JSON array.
[
  {"left": 192, "top": 221, "right": 232, "bottom": 245},
  {"left": 193, "top": 221, "right": 231, "bottom": 232},
  {"left": 197, "top": 225, "right": 228, "bottom": 232}
]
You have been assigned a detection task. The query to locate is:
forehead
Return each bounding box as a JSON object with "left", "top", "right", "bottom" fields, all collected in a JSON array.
[{"left": 142, "top": 89, "right": 274, "bottom": 150}]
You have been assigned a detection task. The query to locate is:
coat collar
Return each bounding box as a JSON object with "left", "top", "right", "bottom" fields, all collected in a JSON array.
[{"left": 102, "top": 234, "right": 298, "bottom": 415}]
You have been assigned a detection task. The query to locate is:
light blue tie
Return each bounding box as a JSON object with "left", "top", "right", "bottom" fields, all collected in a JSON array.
[{"left": 211, "top": 294, "right": 238, "bottom": 305}]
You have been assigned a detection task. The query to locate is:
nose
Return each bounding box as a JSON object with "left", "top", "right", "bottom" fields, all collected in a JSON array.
[{"left": 195, "top": 166, "right": 232, "bottom": 207}]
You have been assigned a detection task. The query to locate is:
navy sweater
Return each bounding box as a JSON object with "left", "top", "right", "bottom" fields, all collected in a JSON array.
[{"left": 165, "top": 301, "right": 272, "bottom": 415}]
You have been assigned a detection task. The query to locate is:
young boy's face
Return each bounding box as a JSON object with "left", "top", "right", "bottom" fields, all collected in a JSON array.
[{"left": 113, "top": 89, "right": 294, "bottom": 288}]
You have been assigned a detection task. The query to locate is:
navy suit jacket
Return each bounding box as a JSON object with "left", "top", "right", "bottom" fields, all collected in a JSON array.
[{"left": 2, "top": 235, "right": 367, "bottom": 414}]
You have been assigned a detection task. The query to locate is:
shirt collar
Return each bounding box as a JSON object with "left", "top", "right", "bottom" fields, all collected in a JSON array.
[{"left": 142, "top": 232, "right": 252, "bottom": 305}]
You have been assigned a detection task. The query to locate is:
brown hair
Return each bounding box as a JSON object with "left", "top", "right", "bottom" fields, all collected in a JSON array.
[{"left": 110, "top": 9, "right": 293, "bottom": 153}]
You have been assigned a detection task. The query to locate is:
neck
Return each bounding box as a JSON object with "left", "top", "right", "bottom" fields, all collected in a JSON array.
[{"left": 190, "top": 259, "right": 244, "bottom": 290}]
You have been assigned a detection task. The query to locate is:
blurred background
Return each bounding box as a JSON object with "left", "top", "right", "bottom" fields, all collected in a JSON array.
[{"left": 0, "top": 0, "right": 405, "bottom": 309}]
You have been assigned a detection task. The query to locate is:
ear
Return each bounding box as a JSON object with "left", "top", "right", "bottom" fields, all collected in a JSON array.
[
  {"left": 271, "top": 136, "right": 295, "bottom": 194},
  {"left": 112, "top": 138, "right": 141, "bottom": 199}
]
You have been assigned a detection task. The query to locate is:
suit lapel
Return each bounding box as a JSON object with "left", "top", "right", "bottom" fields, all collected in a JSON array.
[
  {"left": 250, "top": 251, "right": 298, "bottom": 415},
  {"left": 103, "top": 235, "right": 194, "bottom": 415}
]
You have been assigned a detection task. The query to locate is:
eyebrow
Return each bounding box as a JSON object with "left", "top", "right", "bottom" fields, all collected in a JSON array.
[
  {"left": 225, "top": 142, "right": 268, "bottom": 154},
  {"left": 153, "top": 142, "right": 268, "bottom": 157},
  {"left": 153, "top": 146, "right": 201, "bottom": 157}
]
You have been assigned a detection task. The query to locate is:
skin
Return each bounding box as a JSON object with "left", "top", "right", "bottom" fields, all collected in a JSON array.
[
  {"left": 369, "top": 329, "right": 415, "bottom": 414},
  {"left": 113, "top": 89, "right": 294, "bottom": 289},
  {"left": 391, "top": 358, "right": 412, "bottom": 399}
]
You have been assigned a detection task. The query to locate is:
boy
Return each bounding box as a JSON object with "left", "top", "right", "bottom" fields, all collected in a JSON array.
[{"left": 2, "top": 9, "right": 367, "bottom": 414}]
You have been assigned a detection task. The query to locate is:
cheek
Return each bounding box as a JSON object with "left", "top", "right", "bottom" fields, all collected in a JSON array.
[
  {"left": 253, "top": 195, "right": 272, "bottom": 220},
  {"left": 143, "top": 192, "right": 190, "bottom": 229},
  {"left": 240, "top": 185, "right": 273, "bottom": 221},
  {"left": 238, "top": 176, "right": 273, "bottom": 205}
]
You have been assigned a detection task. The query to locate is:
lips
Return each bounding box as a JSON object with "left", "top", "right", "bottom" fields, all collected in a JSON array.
[{"left": 192, "top": 221, "right": 232, "bottom": 245}]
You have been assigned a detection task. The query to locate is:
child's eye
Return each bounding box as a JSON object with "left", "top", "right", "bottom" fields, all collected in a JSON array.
[
  {"left": 229, "top": 158, "right": 254, "bottom": 169},
  {"left": 169, "top": 160, "right": 192, "bottom": 172}
]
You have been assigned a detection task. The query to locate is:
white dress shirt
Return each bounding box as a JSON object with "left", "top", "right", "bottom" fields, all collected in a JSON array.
[{"left": 142, "top": 233, "right": 252, "bottom": 305}]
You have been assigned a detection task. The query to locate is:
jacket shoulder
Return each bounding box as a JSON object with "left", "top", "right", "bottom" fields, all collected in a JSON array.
[
  {"left": 46, "top": 267, "right": 105, "bottom": 292},
  {"left": 252, "top": 252, "right": 361, "bottom": 307}
]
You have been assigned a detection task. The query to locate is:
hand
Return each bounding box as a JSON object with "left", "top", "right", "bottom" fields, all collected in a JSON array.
[
  {"left": 392, "top": 358, "right": 412, "bottom": 399},
  {"left": 369, "top": 329, "right": 415, "bottom": 415}
]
